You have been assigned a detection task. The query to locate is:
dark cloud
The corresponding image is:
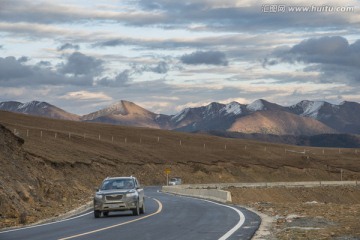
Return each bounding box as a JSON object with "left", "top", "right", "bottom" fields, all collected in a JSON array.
[
  {"left": 0, "top": 56, "right": 32, "bottom": 80},
  {"left": 264, "top": 36, "right": 360, "bottom": 84},
  {"left": 18, "top": 56, "right": 30, "bottom": 63},
  {"left": 94, "top": 39, "right": 127, "bottom": 47},
  {"left": 1, "top": 0, "right": 356, "bottom": 34},
  {"left": 181, "top": 51, "right": 228, "bottom": 66},
  {"left": 136, "top": 0, "right": 357, "bottom": 32},
  {"left": 60, "top": 52, "right": 103, "bottom": 76},
  {"left": 0, "top": 55, "right": 94, "bottom": 86},
  {"left": 97, "top": 70, "right": 131, "bottom": 87},
  {"left": 0, "top": 0, "right": 163, "bottom": 25},
  {"left": 37, "top": 60, "right": 51, "bottom": 67},
  {"left": 57, "top": 43, "right": 80, "bottom": 51}
]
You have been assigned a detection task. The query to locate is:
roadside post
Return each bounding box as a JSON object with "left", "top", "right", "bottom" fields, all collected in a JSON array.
[{"left": 165, "top": 168, "right": 171, "bottom": 186}]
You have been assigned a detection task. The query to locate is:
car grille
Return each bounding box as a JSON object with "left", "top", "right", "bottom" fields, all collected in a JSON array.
[{"left": 105, "top": 194, "right": 123, "bottom": 202}]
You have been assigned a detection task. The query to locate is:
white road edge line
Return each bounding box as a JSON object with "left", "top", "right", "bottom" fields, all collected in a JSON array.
[
  {"left": 0, "top": 212, "right": 92, "bottom": 234},
  {"left": 58, "top": 197, "right": 163, "bottom": 240},
  {"left": 160, "top": 191, "right": 246, "bottom": 240}
]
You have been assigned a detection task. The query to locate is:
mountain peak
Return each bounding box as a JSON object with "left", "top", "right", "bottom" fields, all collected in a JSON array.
[
  {"left": 0, "top": 100, "right": 79, "bottom": 120},
  {"left": 292, "top": 100, "right": 326, "bottom": 118},
  {"left": 106, "top": 101, "right": 128, "bottom": 114},
  {"left": 247, "top": 99, "right": 266, "bottom": 111},
  {"left": 221, "top": 102, "right": 242, "bottom": 115}
]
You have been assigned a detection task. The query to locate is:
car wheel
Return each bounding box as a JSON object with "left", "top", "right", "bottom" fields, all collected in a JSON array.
[
  {"left": 94, "top": 210, "right": 101, "bottom": 218},
  {"left": 132, "top": 201, "right": 140, "bottom": 216},
  {"left": 103, "top": 211, "right": 109, "bottom": 217},
  {"left": 140, "top": 199, "right": 145, "bottom": 214}
]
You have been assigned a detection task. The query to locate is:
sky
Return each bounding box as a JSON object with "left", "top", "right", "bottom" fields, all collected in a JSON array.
[{"left": 0, "top": 0, "right": 359, "bottom": 115}]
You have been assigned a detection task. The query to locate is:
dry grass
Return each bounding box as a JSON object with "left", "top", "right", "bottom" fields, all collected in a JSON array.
[{"left": 1, "top": 110, "right": 359, "bottom": 179}]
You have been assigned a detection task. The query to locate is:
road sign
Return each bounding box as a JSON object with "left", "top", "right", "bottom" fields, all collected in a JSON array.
[{"left": 165, "top": 168, "right": 171, "bottom": 186}]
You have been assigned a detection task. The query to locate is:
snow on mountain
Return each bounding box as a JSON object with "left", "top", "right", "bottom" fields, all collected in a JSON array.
[
  {"left": 171, "top": 108, "right": 190, "bottom": 123},
  {"left": 291, "top": 100, "right": 326, "bottom": 118},
  {"left": 221, "top": 102, "right": 242, "bottom": 115},
  {"left": 18, "top": 101, "right": 49, "bottom": 112},
  {"left": 0, "top": 101, "right": 79, "bottom": 120},
  {"left": 2, "top": 99, "right": 359, "bottom": 134},
  {"left": 301, "top": 101, "right": 325, "bottom": 118},
  {"left": 0, "top": 101, "right": 22, "bottom": 112},
  {"left": 246, "top": 99, "right": 265, "bottom": 111}
]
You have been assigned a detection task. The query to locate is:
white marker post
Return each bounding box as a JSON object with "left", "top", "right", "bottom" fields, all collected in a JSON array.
[{"left": 341, "top": 169, "right": 343, "bottom": 181}]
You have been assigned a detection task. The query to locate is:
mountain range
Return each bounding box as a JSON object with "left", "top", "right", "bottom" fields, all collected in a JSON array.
[{"left": 1, "top": 99, "right": 359, "bottom": 136}]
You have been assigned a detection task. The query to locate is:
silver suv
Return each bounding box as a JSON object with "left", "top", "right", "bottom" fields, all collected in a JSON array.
[{"left": 93, "top": 176, "right": 145, "bottom": 218}]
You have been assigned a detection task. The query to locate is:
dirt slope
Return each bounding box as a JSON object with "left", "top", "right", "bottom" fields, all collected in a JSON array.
[{"left": 0, "top": 110, "right": 359, "bottom": 228}]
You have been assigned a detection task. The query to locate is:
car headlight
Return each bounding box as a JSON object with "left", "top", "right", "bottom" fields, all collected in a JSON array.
[
  {"left": 126, "top": 190, "right": 138, "bottom": 198},
  {"left": 94, "top": 194, "right": 103, "bottom": 200}
]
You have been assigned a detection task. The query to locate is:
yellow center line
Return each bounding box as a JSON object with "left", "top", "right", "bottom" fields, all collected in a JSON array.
[{"left": 58, "top": 198, "right": 163, "bottom": 240}]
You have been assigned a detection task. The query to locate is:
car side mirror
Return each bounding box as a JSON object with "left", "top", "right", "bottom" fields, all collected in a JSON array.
[{"left": 94, "top": 187, "right": 99, "bottom": 192}]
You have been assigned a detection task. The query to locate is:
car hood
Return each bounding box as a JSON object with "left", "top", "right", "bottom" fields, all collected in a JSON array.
[{"left": 96, "top": 189, "right": 133, "bottom": 195}]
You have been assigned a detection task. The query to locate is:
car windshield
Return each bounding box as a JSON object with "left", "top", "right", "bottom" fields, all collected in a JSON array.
[{"left": 100, "top": 179, "right": 134, "bottom": 190}]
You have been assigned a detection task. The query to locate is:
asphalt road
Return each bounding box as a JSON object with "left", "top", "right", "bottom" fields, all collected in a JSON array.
[{"left": 0, "top": 187, "right": 260, "bottom": 240}]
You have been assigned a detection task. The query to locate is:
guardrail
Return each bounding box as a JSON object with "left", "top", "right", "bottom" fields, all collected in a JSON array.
[
  {"left": 162, "top": 186, "right": 232, "bottom": 203},
  {"left": 176, "top": 181, "right": 359, "bottom": 189},
  {"left": 162, "top": 181, "right": 358, "bottom": 203}
]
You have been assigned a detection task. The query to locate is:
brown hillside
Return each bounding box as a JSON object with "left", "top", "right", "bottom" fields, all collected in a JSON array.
[
  {"left": 229, "top": 111, "right": 336, "bottom": 135},
  {"left": 44, "top": 106, "right": 80, "bottom": 121},
  {"left": 81, "top": 100, "right": 159, "bottom": 128},
  {"left": 0, "top": 110, "right": 359, "bottom": 228}
]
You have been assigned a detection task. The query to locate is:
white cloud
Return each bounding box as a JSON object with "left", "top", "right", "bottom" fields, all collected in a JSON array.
[{"left": 60, "top": 91, "right": 112, "bottom": 101}]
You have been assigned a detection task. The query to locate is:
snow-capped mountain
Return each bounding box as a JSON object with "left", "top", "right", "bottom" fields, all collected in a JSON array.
[
  {"left": 246, "top": 99, "right": 286, "bottom": 112},
  {"left": 169, "top": 99, "right": 359, "bottom": 134},
  {"left": 1, "top": 99, "right": 359, "bottom": 135},
  {"left": 289, "top": 100, "right": 327, "bottom": 118},
  {"left": 0, "top": 101, "right": 79, "bottom": 121},
  {"left": 288, "top": 100, "right": 360, "bottom": 133},
  {"left": 170, "top": 102, "right": 247, "bottom": 131}
]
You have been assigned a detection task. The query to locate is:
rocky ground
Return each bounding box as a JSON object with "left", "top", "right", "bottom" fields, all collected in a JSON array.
[{"left": 229, "top": 186, "right": 360, "bottom": 239}]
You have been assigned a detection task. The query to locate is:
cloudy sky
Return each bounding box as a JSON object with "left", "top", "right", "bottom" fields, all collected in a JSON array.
[{"left": 0, "top": 0, "right": 359, "bottom": 115}]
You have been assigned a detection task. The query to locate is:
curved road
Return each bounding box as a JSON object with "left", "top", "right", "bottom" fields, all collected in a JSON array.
[{"left": 0, "top": 187, "right": 260, "bottom": 240}]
